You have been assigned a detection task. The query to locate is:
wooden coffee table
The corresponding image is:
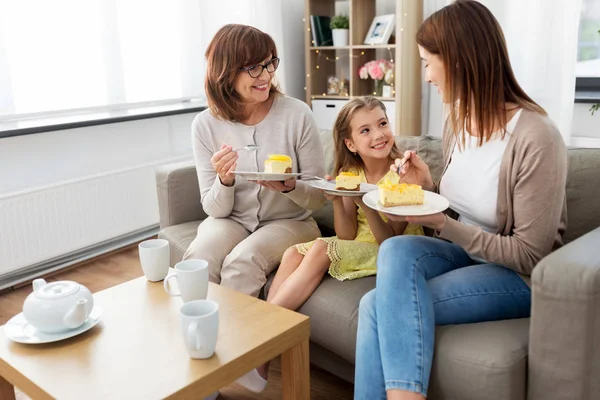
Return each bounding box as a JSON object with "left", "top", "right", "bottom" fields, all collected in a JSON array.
[{"left": 0, "top": 275, "right": 310, "bottom": 399}]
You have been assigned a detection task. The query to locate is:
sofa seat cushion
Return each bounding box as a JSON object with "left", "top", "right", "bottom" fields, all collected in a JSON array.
[
  {"left": 429, "top": 318, "right": 529, "bottom": 399},
  {"left": 158, "top": 221, "right": 200, "bottom": 267},
  {"left": 298, "top": 275, "right": 377, "bottom": 363},
  {"left": 290, "top": 273, "right": 529, "bottom": 399}
]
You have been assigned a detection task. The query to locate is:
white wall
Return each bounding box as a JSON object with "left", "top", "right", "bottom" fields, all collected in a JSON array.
[
  {"left": 0, "top": 114, "right": 195, "bottom": 196},
  {"left": 281, "top": 0, "right": 306, "bottom": 100}
]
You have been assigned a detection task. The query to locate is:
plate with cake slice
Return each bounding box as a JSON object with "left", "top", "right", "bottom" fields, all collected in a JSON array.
[
  {"left": 234, "top": 171, "right": 302, "bottom": 181},
  {"left": 307, "top": 173, "right": 378, "bottom": 197},
  {"left": 362, "top": 182, "right": 449, "bottom": 216},
  {"left": 234, "top": 154, "right": 302, "bottom": 181}
]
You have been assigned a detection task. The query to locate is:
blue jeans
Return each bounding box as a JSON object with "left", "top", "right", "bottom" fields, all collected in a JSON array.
[{"left": 354, "top": 236, "right": 531, "bottom": 399}]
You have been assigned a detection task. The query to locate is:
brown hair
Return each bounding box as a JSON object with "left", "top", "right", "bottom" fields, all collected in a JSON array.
[
  {"left": 416, "top": 0, "right": 545, "bottom": 146},
  {"left": 332, "top": 97, "right": 402, "bottom": 175},
  {"left": 205, "top": 24, "right": 282, "bottom": 122}
]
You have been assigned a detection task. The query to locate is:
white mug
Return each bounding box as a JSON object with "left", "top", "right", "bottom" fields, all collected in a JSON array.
[
  {"left": 138, "top": 239, "right": 170, "bottom": 282},
  {"left": 164, "top": 259, "right": 209, "bottom": 303},
  {"left": 180, "top": 299, "right": 219, "bottom": 359}
]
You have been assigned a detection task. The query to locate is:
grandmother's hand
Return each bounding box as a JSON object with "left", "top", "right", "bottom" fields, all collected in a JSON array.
[
  {"left": 211, "top": 144, "right": 238, "bottom": 187},
  {"left": 254, "top": 178, "right": 297, "bottom": 193}
]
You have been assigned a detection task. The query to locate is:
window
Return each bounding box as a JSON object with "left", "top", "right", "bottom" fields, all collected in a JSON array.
[
  {"left": 576, "top": 0, "right": 600, "bottom": 92},
  {"left": 0, "top": 0, "right": 204, "bottom": 118}
]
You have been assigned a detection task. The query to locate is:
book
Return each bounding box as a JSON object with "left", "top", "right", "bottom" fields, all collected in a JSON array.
[{"left": 310, "top": 15, "right": 333, "bottom": 46}]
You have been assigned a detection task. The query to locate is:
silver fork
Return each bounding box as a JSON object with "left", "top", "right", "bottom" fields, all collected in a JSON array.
[{"left": 233, "top": 145, "right": 260, "bottom": 152}]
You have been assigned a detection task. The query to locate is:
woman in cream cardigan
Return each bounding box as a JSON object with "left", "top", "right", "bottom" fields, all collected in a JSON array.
[
  {"left": 353, "top": 1, "right": 567, "bottom": 399},
  {"left": 183, "top": 24, "right": 325, "bottom": 299}
]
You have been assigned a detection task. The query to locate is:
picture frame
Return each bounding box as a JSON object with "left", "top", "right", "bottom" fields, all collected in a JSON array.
[{"left": 363, "top": 14, "right": 395, "bottom": 45}]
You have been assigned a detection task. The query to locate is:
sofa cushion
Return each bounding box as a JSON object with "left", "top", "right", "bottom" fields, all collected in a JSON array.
[
  {"left": 429, "top": 318, "right": 529, "bottom": 400},
  {"left": 158, "top": 221, "right": 200, "bottom": 267},
  {"left": 293, "top": 272, "right": 529, "bottom": 399},
  {"left": 564, "top": 148, "right": 600, "bottom": 243},
  {"left": 297, "top": 276, "right": 376, "bottom": 363}
]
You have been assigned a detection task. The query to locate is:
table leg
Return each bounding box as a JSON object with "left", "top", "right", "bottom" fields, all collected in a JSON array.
[
  {"left": 281, "top": 338, "right": 310, "bottom": 400},
  {"left": 0, "top": 375, "right": 16, "bottom": 400}
]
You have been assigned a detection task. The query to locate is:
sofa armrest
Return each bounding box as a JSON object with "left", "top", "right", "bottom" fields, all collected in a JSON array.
[
  {"left": 528, "top": 227, "right": 600, "bottom": 400},
  {"left": 156, "top": 161, "right": 207, "bottom": 230}
]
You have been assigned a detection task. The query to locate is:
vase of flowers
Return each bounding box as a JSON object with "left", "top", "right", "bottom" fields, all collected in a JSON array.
[{"left": 358, "top": 59, "right": 394, "bottom": 97}]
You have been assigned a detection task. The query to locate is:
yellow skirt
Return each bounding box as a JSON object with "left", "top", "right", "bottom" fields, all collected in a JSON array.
[{"left": 295, "top": 224, "right": 423, "bottom": 281}]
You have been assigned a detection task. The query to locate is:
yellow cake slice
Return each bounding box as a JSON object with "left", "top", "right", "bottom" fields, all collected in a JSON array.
[
  {"left": 378, "top": 180, "right": 424, "bottom": 207},
  {"left": 264, "top": 154, "right": 292, "bottom": 173},
  {"left": 336, "top": 171, "right": 361, "bottom": 191}
]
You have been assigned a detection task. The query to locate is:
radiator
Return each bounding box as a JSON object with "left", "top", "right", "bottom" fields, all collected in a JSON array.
[{"left": 0, "top": 157, "right": 190, "bottom": 283}]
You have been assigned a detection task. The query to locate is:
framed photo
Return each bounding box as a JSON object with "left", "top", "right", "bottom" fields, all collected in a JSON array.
[{"left": 363, "top": 14, "right": 395, "bottom": 45}]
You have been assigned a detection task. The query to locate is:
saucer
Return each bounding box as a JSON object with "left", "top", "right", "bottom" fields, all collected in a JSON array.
[{"left": 4, "top": 306, "right": 103, "bottom": 344}]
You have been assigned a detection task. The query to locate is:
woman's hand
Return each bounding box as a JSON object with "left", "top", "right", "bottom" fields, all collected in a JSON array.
[
  {"left": 391, "top": 151, "right": 434, "bottom": 191},
  {"left": 384, "top": 212, "right": 447, "bottom": 231},
  {"left": 211, "top": 144, "right": 238, "bottom": 187},
  {"left": 255, "top": 178, "right": 297, "bottom": 193}
]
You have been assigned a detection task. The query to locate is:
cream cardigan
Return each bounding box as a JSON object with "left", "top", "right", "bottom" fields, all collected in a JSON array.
[{"left": 437, "top": 109, "right": 568, "bottom": 279}]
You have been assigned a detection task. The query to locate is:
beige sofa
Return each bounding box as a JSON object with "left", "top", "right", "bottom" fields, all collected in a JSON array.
[{"left": 156, "top": 132, "right": 600, "bottom": 400}]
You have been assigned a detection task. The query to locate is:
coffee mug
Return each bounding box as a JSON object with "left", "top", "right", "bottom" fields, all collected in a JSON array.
[
  {"left": 138, "top": 239, "right": 170, "bottom": 282},
  {"left": 180, "top": 299, "right": 219, "bottom": 359},
  {"left": 164, "top": 259, "right": 209, "bottom": 303}
]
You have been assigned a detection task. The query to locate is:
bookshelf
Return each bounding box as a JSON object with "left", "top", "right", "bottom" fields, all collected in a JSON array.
[{"left": 304, "top": 0, "right": 423, "bottom": 136}]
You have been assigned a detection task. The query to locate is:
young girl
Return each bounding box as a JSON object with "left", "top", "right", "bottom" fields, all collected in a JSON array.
[
  {"left": 267, "top": 97, "right": 422, "bottom": 311},
  {"left": 238, "top": 97, "right": 423, "bottom": 392}
]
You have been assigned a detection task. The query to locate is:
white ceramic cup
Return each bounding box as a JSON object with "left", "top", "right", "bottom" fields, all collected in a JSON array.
[
  {"left": 180, "top": 299, "right": 219, "bottom": 359},
  {"left": 138, "top": 239, "right": 170, "bottom": 282},
  {"left": 164, "top": 259, "right": 209, "bottom": 303}
]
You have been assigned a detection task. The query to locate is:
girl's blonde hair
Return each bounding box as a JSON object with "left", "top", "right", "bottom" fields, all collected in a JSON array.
[{"left": 332, "top": 97, "right": 402, "bottom": 175}]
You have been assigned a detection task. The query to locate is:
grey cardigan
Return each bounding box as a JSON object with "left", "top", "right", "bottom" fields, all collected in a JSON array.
[
  {"left": 191, "top": 94, "right": 326, "bottom": 232},
  {"left": 437, "top": 109, "right": 568, "bottom": 280}
]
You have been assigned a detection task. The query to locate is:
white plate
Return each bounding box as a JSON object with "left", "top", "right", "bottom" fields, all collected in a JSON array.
[
  {"left": 307, "top": 179, "right": 379, "bottom": 197},
  {"left": 4, "top": 306, "right": 103, "bottom": 344},
  {"left": 233, "top": 171, "right": 302, "bottom": 181},
  {"left": 362, "top": 189, "right": 450, "bottom": 216}
]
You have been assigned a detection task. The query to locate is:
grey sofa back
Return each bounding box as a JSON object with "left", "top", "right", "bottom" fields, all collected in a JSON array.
[{"left": 317, "top": 129, "right": 600, "bottom": 244}]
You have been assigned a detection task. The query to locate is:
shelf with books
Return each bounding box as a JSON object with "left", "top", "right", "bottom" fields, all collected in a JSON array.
[{"left": 304, "top": 0, "right": 422, "bottom": 135}]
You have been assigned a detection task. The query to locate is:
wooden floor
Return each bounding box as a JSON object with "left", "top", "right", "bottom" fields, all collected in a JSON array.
[{"left": 0, "top": 245, "right": 354, "bottom": 400}]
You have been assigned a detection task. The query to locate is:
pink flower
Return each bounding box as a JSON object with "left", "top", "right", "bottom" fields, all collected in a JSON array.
[
  {"left": 368, "top": 62, "right": 384, "bottom": 80},
  {"left": 358, "top": 66, "right": 368, "bottom": 80}
]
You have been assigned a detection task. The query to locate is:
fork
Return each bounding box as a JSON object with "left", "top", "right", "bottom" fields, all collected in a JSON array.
[{"left": 233, "top": 145, "right": 260, "bottom": 152}]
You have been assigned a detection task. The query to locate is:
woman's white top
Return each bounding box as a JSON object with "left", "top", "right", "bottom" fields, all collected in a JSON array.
[{"left": 440, "top": 110, "right": 522, "bottom": 233}]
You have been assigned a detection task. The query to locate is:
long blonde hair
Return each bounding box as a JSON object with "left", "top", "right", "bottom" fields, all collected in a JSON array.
[
  {"left": 416, "top": 0, "right": 545, "bottom": 146},
  {"left": 332, "top": 97, "right": 402, "bottom": 175}
]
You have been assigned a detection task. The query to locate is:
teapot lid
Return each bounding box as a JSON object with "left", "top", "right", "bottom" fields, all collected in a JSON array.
[{"left": 35, "top": 281, "right": 79, "bottom": 300}]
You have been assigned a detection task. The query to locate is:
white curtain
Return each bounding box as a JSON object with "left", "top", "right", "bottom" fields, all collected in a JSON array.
[
  {"left": 424, "top": 0, "right": 583, "bottom": 144},
  {"left": 0, "top": 0, "right": 299, "bottom": 118}
]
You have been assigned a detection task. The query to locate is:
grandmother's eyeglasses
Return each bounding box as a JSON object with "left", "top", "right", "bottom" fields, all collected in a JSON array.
[{"left": 240, "top": 57, "right": 280, "bottom": 78}]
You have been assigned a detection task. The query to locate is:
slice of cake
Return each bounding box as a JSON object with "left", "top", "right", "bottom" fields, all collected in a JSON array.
[
  {"left": 264, "top": 154, "right": 292, "bottom": 173},
  {"left": 336, "top": 171, "right": 361, "bottom": 191},
  {"left": 379, "top": 180, "right": 424, "bottom": 207}
]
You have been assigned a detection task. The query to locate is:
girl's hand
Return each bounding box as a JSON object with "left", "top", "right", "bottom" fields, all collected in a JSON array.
[
  {"left": 352, "top": 196, "right": 365, "bottom": 207},
  {"left": 211, "top": 144, "right": 238, "bottom": 187},
  {"left": 391, "top": 151, "right": 434, "bottom": 191},
  {"left": 384, "top": 212, "right": 447, "bottom": 231},
  {"left": 321, "top": 174, "right": 343, "bottom": 201},
  {"left": 254, "top": 178, "right": 296, "bottom": 192}
]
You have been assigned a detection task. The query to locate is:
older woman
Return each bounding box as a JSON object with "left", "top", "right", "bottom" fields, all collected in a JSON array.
[
  {"left": 354, "top": 1, "right": 567, "bottom": 399},
  {"left": 183, "top": 24, "right": 325, "bottom": 299}
]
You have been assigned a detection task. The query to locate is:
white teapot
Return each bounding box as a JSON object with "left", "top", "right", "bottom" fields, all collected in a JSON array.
[{"left": 22, "top": 279, "right": 94, "bottom": 334}]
